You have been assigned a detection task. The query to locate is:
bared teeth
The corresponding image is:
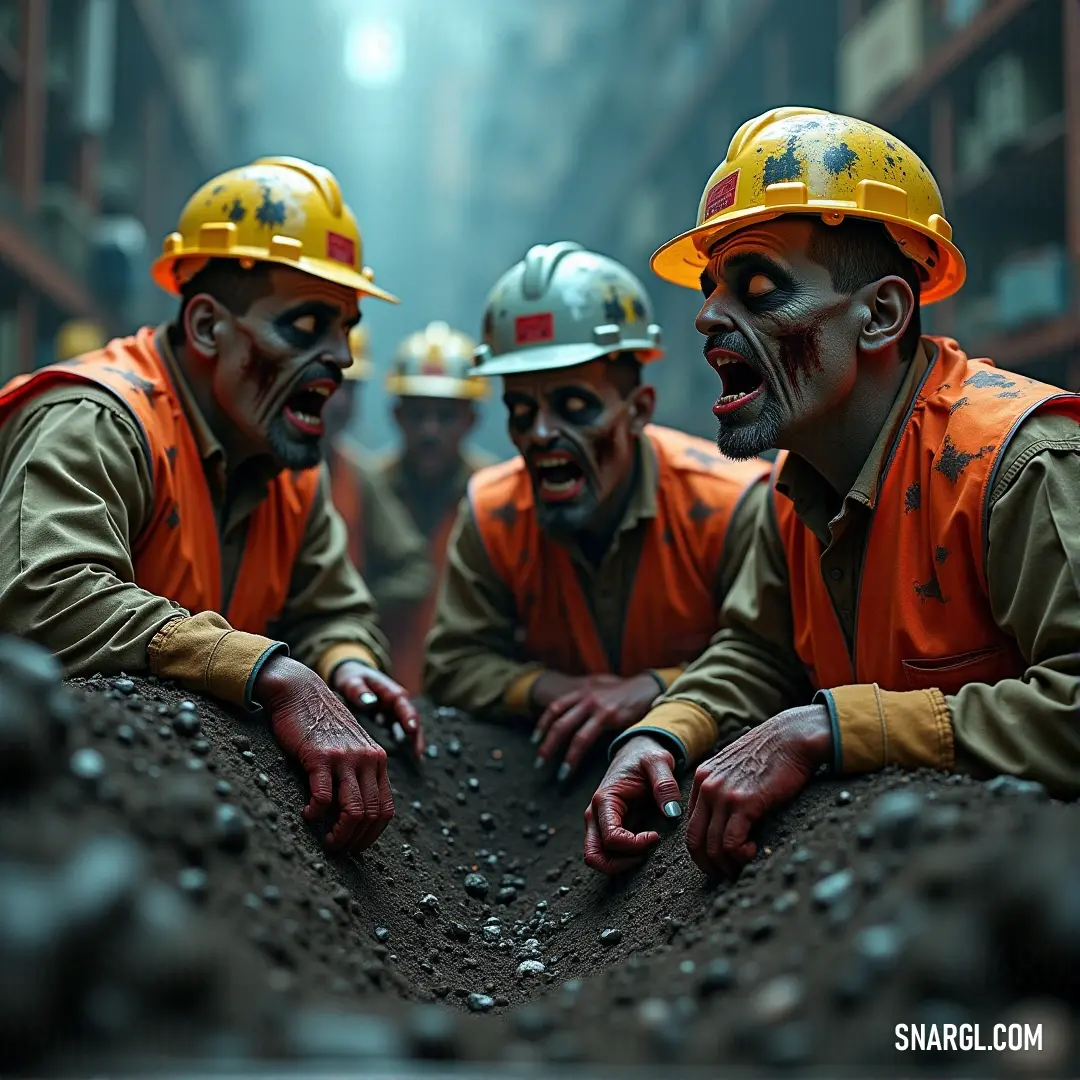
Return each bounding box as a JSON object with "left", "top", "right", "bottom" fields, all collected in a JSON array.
[
  {"left": 540, "top": 477, "right": 579, "bottom": 492},
  {"left": 536, "top": 455, "right": 571, "bottom": 468}
]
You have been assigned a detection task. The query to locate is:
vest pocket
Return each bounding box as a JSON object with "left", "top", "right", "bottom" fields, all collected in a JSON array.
[{"left": 900, "top": 644, "right": 1015, "bottom": 695}]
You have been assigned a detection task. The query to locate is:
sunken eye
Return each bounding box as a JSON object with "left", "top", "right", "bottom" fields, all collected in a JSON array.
[
  {"left": 700, "top": 273, "right": 717, "bottom": 299},
  {"left": 745, "top": 273, "right": 777, "bottom": 298},
  {"left": 562, "top": 396, "right": 587, "bottom": 413},
  {"left": 292, "top": 313, "right": 318, "bottom": 334},
  {"left": 510, "top": 402, "right": 532, "bottom": 421}
]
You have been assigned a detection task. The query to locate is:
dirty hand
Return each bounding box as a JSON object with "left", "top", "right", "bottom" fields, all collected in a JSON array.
[
  {"left": 685, "top": 704, "right": 833, "bottom": 878},
  {"left": 583, "top": 735, "right": 683, "bottom": 875},
  {"left": 254, "top": 653, "right": 394, "bottom": 854},
  {"left": 533, "top": 672, "right": 662, "bottom": 781},
  {"left": 332, "top": 659, "right": 425, "bottom": 759}
]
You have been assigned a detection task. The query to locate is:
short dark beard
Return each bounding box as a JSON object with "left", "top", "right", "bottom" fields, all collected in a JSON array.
[
  {"left": 535, "top": 484, "right": 599, "bottom": 537},
  {"left": 716, "top": 391, "right": 785, "bottom": 460},
  {"left": 267, "top": 413, "right": 323, "bottom": 471}
]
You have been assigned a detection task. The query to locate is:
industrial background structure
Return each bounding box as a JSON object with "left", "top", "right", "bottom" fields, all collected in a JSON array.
[{"left": 0, "top": 0, "right": 1075, "bottom": 452}]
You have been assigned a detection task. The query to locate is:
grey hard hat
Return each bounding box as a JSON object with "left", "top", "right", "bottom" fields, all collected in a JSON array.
[{"left": 472, "top": 241, "right": 664, "bottom": 377}]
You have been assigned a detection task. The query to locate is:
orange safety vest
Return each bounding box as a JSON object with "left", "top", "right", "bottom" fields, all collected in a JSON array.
[
  {"left": 469, "top": 424, "right": 771, "bottom": 676},
  {"left": 328, "top": 439, "right": 366, "bottom": 574},
  {"left": 774, "top": 336, "right": 1080, "bottom": 696},
  {"left": 0, "top": 327, "right": 320, "bottom": 636}
]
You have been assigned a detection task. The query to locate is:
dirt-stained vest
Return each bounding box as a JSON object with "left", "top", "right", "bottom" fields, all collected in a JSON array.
[
  {"left": 469, "top": 424, "right": 770, "bottom": 676},
  {"left": 773, "top": 336, "right": 1080, "bottom": 695},
  {"left": 0, "top": 327, "right": 320, "bottom": 635}
]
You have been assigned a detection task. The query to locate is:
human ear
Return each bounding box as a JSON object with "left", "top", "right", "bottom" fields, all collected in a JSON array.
[
  {"left": 858, "top": 276, "right": 915, "bottom": 356},
  {"left": 628, "top": 384, "right": 656, "bottom": 433},
  {"left": 183, "top": 295, "right": 229, "bottom": 361}
]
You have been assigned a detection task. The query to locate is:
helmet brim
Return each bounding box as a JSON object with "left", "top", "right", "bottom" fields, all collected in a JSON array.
[
  {"left": 385, "top": 374, "right": 489, "bottom": 400},
  {"left": 471, "top": 340, "right": 664, "bottom": 377},
  {"left": 651, "top": 204, "right": 966, "bottom": 306},
  {"left": 151, "top": 250, "right": 400, "bottom": 304}
]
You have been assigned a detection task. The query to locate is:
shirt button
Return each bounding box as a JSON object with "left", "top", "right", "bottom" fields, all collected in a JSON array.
[{"left": 829, "top": 568, "right": 844, "bottom": 581}]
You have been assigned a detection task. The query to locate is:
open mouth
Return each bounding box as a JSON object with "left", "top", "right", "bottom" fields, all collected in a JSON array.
[
  {"left": 282, "top": 378, "right": 337, "bottom": 437},
  {"left": 708, "top": 350, "right": 766, "bottom": 417},
  {"left": 531, "top": 451, "right": 586, "bottom": 502}
]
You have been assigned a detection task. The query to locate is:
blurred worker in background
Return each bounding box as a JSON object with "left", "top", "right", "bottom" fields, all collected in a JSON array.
[
  {"left": 424, "top": 242, "right": 770, "bottom": 784},
  {"left": 0, "top": 156, "right": 423, "bottom": 855},
  {"left": 585, "top": 108, "right": 1080, "bottom": 878},
  {"left": 322, "top": 323, "right": 434, "bottom": 619},
  {"left": 54, "top": 319, "right": 108, "bottom": 365},
  {"left": 377, "top": 321, "right": 494, "bottom": 694}
]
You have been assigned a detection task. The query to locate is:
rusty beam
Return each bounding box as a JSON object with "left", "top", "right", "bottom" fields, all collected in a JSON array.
[
  {"left": 0, "top": 215, "right": 98, "bottom": 316},
  {"left": 874, "top": 0, "right": 1037, "bottom": 127}
]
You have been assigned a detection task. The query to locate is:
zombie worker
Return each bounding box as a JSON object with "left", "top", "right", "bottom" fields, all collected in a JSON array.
[
  {"left": 584, "top": 109, "right": 1080, "bottom": 877},
  {"left": 322, "top": 322, "right": 435, "bottom": 625},
  {"left": 375, "top": 321, "right": 494, "bottom": 693},
  {"left": 424, "top": 242, "right": 770, "bottom": 783},
  {"left": 0, "top": 157, "right": 423, "bottom": 855}
]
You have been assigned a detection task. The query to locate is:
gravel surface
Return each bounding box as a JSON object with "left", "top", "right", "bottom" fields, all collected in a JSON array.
[{"left": 1, "top": 637, "right": 1078, "bottom": 1075}]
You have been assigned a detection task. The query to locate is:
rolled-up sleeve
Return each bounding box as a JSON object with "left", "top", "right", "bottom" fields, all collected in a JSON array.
[{"left": 0, "top": 389, "right": 281, "bottom": 706}]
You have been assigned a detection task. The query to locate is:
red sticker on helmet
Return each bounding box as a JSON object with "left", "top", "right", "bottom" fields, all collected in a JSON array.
[
  {"left": 326, "top": 231, "right": 356, "bottom": 266},
  {"left": 704, "top": 170, "right": 739, "bottom": 219},
  {"left": 514, "top": 312, "right": 554, "bottom": 345}
]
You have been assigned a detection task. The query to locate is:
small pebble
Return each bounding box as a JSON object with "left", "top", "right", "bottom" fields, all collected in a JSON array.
[
  {"left": 467, "top": 993, "right": 494, "bottom": 1013},
  {"left": 447, "top": 739, "right": 462, "bottom": 757},
  {"left": 496, "top": 887, "right": 517, "bottom": 905},
  {"left": 215, "top": 780, "right": 232, "bottom": 796},
  {"left": 186, "top": 757, "right": 204, "bottom": 771},
  {"left": 985, "top": 775, "right": 1048, "bottom": 800},
  {"left": 115, "top": 725, "right": 135, "bottom": 746},
  {"left": 518, "top": 960, "right": 545, "bottom": 976},
  {"left": 177, "top": 867, "right": 208, "bottom": 899},
  {"left": 157, "top": 725, "right": 172, "bottom": 739},
  {"left": 773, "top": 890, "right": 800, "bottom": 915},
  {"left": 812, "top": 869, "right": 855, "bottom": 910},
  {"left": 232, "top": 734, "right": 251, "bottom": 751},
  {"left": 467, "top": 777, "right": 480, "bottom": 792},
  {"left": 190, "top": 738, "right": 210, "bottom": 756},
  {"left": 425, "top": 742, "right": 439, "bottom": 759},
  {"left": 262, "top": 885, "right": 282, "bottom": 905},
  {"left": 241, "top": 750, "right": 256, "bottom": 763},
  {"left": 747, "top": 915, "right": 776, "bottom": 941},
  {"left": 873, "top": 790, "right": 924, "bottom": 846},
  {"left": 243, "top": 892, "right": 262, "bottom": 911},
  {"left": 255, "top": 772, "right": 270, "bottom": 789},
  {"left": 463, "top": 873, "right": 489, "bottom": 899},
  {"left": 70, "top": 747, "right": 106, "bottom": 781},
  {"left": 479, "top": 813, "right": 496, "bottom": 831},
  {"left": 172, "top": 710, "right": 201, "bottom": 736},
  {"left": 214, "top": 804, "right": 251, "bottom": 854},
  {"left": 374, "top": 927, "right": 390, "bottom": 943},
  {"left": 113, "top": 678, "right": 135, "bottom": 693},
  {"left": 699, "top": 958, "right": 734, "bottom": 997},
  {"left": 856, "top": 822, "right": 876, "bottom": 848},
  {"left": 836, "top": 790, "right": 853, "bottom": 806},
  {"left": 599, "top": 928, "right": 622, "bottom": 946}
]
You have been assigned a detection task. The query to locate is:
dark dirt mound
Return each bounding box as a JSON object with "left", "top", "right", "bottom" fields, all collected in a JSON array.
[{"left": 2, "top": 639, "right": 1078, "bottom": 1076}]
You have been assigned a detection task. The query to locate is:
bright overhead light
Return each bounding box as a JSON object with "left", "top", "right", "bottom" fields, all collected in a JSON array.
[{"left": 344, "top": 17, "right": 405, "bottom": 88}]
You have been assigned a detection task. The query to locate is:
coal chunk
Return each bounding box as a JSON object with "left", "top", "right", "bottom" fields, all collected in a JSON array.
[
  {"left": 213, "top": 804, "right": 251, "bottom": 854},
  {"left": 600, "top": 928, "right": 622, "bottom": 946},
  {"left": 872, "top": 790, "right": 924, "bottom": 846},
  {"left": 466, "top": 993, "right": 494, "bottom": 1013},
  {"left": 985, "top": 775, "right": 1048, "bottom": 800},
  {"left": 463, "top": 873, "right": 489, "bottom": 899},
  {"left": 172, "top": 710, "right": 201, "bottom": 736}
]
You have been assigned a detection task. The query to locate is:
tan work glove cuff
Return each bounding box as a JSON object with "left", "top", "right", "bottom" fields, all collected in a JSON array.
[
  {"left": 503, "top": 667, "right": 546, "bottom": 718},
  {"left": 148, "top": 612, "right": 284, "bottom": 709},
  {"left": 820, "top": 683, "right": 954, "bottom": 774},
  {"left": 612, "top": 700, "right": 719, "bottom": 769},
  {"left": 316, "top": 642, "right": 380, "bottom": 686}
]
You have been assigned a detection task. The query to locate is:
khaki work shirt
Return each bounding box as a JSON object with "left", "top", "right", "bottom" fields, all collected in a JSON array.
[
  {"left": 0, "top": 328, "right": 389, "bottom": 707},
  {"left": 423, "top": 435, "right": 767, "bottom": 719},
  {"left": 628, "top": 340, "right": 1080, "bottom": 795},
  {"left": 380, "top": 448, "right": 495, "bottom": 542}
]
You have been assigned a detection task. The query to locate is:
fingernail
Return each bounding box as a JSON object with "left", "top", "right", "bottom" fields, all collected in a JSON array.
[
  {"left": 663, "top": 801, "right": 682, "bottom": 818},
  {"left": 530, "top": 730, "right": 542, "bottom": 745},
  {"left": 533, "top": 756, "right": 545, "bottom": 770},
  {"left": 359, "top": 693, "right": 378, "bottom": 706},
  {"left": 557, "top": 763, "right": 572, "bottom": 782}
]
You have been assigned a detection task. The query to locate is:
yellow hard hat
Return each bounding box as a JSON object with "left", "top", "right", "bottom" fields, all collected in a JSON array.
[
  {"left": 151, "top": 156, "right": 398, "bottom": 304},
  {"left": 345, "top": 324, "right": 373, "bottom": 381},
  {"left": 651, "top": 107, "right": 966, "bottom": 305},
  {"left": 55, "top": 319, "right": 107, "bottom": 363},
  {"left": 385, "top": 321, "right": 489, "bottom": 400}
]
